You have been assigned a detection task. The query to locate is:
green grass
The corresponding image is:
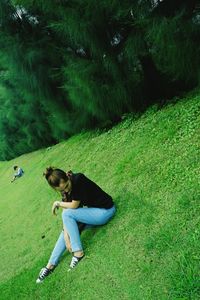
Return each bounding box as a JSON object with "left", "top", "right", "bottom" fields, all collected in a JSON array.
[{"left": 0, "top": 93, "right": 199, "bottom": 300}]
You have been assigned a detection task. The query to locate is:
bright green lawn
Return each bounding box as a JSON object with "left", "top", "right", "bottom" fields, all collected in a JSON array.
[{"left": 0, "top": 94, "right": 199, "bottom": 300}]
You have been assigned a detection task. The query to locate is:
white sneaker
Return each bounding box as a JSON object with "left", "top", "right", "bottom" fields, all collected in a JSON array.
[
  {"left": 36, "top": 267, "right": 53, "bottom": 283},
  {"left": 68, "top": 255, "right": 84, "bottom": 271}
]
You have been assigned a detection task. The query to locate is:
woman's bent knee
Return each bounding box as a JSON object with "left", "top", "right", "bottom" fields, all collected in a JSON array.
[{"left": 62, "top": 208, "right": 74, "bottom": 219}]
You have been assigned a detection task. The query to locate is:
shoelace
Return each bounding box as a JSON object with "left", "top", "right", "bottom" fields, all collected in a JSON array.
[
  {"left": 70, "top": 257, "right": 79, "bottom": 269},
  {"left": 39, "top": 268, "right": 50, "bottom": 279}
]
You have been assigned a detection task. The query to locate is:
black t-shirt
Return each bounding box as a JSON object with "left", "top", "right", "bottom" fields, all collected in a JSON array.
[{"left": 62, "top": 173, "right": 114, "bottom": 209}]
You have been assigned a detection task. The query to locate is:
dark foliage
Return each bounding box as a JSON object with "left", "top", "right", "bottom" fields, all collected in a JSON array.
[{"left": 0, "top": 0, "right": 200, "bottom": 159}]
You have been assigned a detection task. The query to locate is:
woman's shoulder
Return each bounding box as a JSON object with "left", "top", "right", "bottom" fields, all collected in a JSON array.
[
  {"left": 72, "top": 172, "right": 85, "bottom": 181},
  {"left": 72, "top": 173, "right": 88, "bottom": 188}
]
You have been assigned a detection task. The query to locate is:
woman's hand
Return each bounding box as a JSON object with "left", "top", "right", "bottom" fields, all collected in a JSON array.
[{"left": 52, "top": 201, "right": 60, "bottom": 215}]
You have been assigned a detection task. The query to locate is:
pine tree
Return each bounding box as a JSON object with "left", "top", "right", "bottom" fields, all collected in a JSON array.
[{"left": 0, "top": 0, "right": 200, "bottom": 159}]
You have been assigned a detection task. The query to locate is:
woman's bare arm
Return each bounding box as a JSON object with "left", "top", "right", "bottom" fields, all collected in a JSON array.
[{"left": 52, "top": 200, "right": 80, "bottom": 215}]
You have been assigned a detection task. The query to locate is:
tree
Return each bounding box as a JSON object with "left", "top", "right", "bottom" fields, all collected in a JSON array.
[{"left": 0, "top": 0, "right": 200, "bottom": 160}]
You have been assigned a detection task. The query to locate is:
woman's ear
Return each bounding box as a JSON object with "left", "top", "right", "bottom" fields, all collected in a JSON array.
[{"left": 66, "top": 170, "right": 72, "bottom": 178}]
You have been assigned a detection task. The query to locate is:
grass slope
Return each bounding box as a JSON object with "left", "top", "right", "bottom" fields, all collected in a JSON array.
[{"left": 0, "top": 94, "right": 199, "bottom": 300}]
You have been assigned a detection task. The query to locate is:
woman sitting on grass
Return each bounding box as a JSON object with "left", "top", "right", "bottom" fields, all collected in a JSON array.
[
  {"left": 11, "top": 165, "right": 24, "bottom": 183},
  {"left": 36, "top": 167, "right": 116, "bottom": 283}
]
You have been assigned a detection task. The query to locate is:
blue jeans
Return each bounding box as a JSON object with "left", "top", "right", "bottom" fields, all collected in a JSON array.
[
  {"left": 48, "top": 230, "right": 66, "bottom": 266},
  {"left": 48, "top": 206, "right": 116, "bottom": 265}
]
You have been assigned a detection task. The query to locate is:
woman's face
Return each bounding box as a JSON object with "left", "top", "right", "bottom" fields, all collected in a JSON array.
[{"left": 55, "top": 178, "right": 72, "bottom": 194}]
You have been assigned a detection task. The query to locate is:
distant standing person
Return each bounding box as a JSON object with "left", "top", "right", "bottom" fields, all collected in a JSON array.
[
  {"left": 11, "top": 166, "right": 24, "bottom": 183},
  {"left": 36, "top": 167, "right": 116, "bottom": 283}
]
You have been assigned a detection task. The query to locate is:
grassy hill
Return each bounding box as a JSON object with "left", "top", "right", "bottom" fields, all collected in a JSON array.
[{"left": 0, "top": 94, "right": 199, "bottom": 300}]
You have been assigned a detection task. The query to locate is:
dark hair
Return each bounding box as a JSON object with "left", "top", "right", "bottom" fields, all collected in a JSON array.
[
  {"left": 14, "top": 166, "right": 18, "bottom": 170},
  {"left": 43, "top": 167, "right": 71, "bottom": 188}
]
